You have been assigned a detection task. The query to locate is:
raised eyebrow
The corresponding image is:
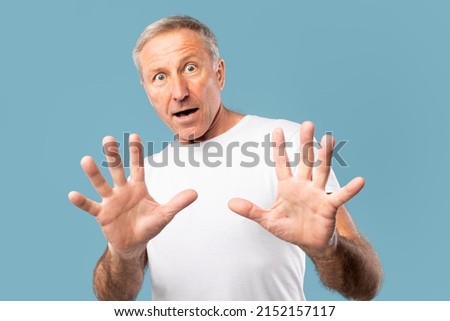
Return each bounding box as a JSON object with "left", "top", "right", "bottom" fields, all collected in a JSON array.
[
  {"left": 144, "top": 69, "right": 165, "bottom": 83},
  {"left": 144, "top": 54, "right": 202, "bottom": 79},
  {"left": 180, "top": 55, "right": 202, "bottom": 67},
  {"left": 144, "top": 64, "right": 165, "bottom": 76},
  {"left": 148, "top": 68, "right": 164, "bottom": 77}
]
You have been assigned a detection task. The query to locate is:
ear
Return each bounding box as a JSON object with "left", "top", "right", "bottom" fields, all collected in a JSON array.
[{"left": 216, "top": 59, "right": 226, "bottom": 90}]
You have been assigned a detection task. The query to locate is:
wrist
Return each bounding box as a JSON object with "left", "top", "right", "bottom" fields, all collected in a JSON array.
[
  {"left": 107, "top": 243, "right": 147, "bottom": 262},
  {"left": 303, "top": 233, "right": 339, "bottom": 262}
]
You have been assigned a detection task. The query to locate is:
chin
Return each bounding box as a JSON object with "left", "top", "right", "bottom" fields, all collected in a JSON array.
[{"left": 176, "top": 128, "right": 204, "bottom": 143}]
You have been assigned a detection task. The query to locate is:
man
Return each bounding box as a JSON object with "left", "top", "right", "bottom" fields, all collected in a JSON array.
[{"left": 68, "top": 15, "right": 382, "bottom": 301}]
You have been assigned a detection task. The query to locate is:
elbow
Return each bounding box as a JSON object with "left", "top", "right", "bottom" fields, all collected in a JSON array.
[
  {"left": 348, "top": 262, "right": 384, "bottom": 301},
  {"left": 365, "top": 266, "right": 384, "bottom": 300}
]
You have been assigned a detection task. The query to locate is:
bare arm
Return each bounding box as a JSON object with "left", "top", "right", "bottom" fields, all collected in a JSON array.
[
  {"left": 308, "top": 206, "right": 383, "bottom": 300},
  {"left": 229, "top": 121, "right": 383, "bottom": 300},
  {"left": 93, "top": 245, "right": 148, "bottom": 301},
  {"left": 69, "top": 134, "right": 197, "bottom": 300}
]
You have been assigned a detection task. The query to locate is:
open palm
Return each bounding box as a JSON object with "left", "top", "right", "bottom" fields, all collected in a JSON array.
[
  {"left": 69, "top": 134, "right": 197, "bottom": 259},
  {"left": 228, "top": 121, "right": 364, "bottom": 254}
]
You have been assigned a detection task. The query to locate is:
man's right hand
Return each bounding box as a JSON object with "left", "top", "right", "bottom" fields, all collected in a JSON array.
[{"left": 68, "top": 133, "right": 198, "bottom": 260}]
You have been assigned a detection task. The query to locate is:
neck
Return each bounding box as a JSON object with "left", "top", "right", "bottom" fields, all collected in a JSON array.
[{"left": 185, "top": 104, "right": 244, "bottom": 144}]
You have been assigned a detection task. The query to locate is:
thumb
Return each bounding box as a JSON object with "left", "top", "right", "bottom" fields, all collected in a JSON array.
[
  {"left": 228, "top": 198, "right": 265, "bottom": 223},
  {"left": 163, "top": 189, "right": 198, "bottom": 216},
  {"left": 328, "top": 176, "right": 365, "bottom": 208}
]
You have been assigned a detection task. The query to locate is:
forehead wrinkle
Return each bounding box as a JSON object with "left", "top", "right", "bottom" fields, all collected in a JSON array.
[
  {"left": 140, "top": 31, "right": 208, "bottom": 76},
  {"left": 144, "top": 50, "right": 204, "bottom": 76}
]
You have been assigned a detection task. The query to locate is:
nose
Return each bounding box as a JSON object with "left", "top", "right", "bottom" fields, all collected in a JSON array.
[{"left": 171, "top": 75, "right": 189, "bottom": 101}]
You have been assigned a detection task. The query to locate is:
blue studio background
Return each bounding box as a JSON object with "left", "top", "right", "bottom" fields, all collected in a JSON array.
[{"left": 1, "top": 0, "right": 449, "bottom": 300}]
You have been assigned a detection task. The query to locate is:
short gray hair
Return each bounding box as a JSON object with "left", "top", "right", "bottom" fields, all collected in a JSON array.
[{"left": 133, "top": 15, "right": 220, "bottom": 80}]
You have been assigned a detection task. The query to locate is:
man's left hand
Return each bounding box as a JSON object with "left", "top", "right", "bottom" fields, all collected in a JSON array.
[{"left": 228, "top": 121, "right": 365, "bottom": 257}]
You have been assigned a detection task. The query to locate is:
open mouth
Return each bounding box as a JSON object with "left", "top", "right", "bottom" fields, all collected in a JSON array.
[{"left": 173, "top": 108, "right": 199, "bottom": 118}]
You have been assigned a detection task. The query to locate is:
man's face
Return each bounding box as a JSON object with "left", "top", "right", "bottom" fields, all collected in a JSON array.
[{"left": 139, "top": 29, "right": 225, "bottom": 143}]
